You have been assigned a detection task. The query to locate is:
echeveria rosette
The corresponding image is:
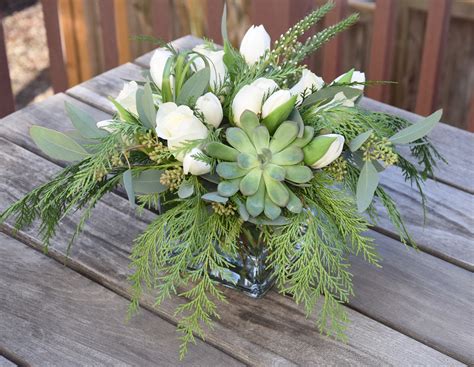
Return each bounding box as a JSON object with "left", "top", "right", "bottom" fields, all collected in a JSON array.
[{"left": 206, "top": 111, "right": 315, "bottom": 220}]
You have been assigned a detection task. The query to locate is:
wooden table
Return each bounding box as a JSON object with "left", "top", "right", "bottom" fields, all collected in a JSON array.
[{"left": 1, "top": 36, "right": 473, "bottom": 366}]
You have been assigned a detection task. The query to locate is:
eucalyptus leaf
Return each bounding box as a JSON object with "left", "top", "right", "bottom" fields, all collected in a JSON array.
[
  {"left": 176, "top": 67, "right": 210, "bottom": 106},
  {"left": 123, "top": 169, "right": 135, "bottom": 206},
  {"left": 288, "top": 108, "right": 305, "bottom": 138},
  {"left": 201, "top": 192, "right": 228, "bottom": 203},
  {"left": 389, "top": 110, "right": 442, "bottom": 145},
  {"left": 136, "top": 82, "right": 156, "bottom": 129},
  {"left": 356, "top": 161, "right": 380, "bottom": 212},
  {"left": 30, "top": 126, "right": 89, "bottom": 162},
  {"left": 232, "top": 197, "right": 249, "bottom": 221},
  {"left": 301, "top": 86, "right": 362, "bottom": 108},
  {"left": 133, "top": 169, "right": 167, "bottom": 194},
  {"left": 178, "top": 180, "right": 194, "bottom": 198},
  {"left": 65, "top": 102, "right": 107, "bottom": 139},
  {"left": 348, "top": 129, "right": 372, "bottom": 152}
]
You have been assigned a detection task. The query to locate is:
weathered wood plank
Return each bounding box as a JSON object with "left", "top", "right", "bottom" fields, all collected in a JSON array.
[
  {"left": 0, "top": 356, "right": 16, "bottom": 367},
  {"left": 0, "top": 12, "right": 15, "bottom": 118},
  {"left": 64, "top": 67, "right": 474, "bottom": 270},
  {"left": 0, "top": 232, "right": 242, "bottom": 366},
  {"left": 360, "top": 97, "right": 474, "bottom": 194},
  {"left": 0, "top": 138, "right": 464, "bottom": 366}
]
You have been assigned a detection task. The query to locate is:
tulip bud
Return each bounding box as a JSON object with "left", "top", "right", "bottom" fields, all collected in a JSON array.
[
  {"left": 115, "top": 81, "right": 139, "bottom": 115},
  {"left": 192, "top": 45, "right": 227, "bottom": 91},
  {"left": 96, "top": 119, "right": 116, "bottom": 133},
  {"left": 231, "top": 85, "right": 264, "bottom": 126},
  {"left": 251, "top": 78, "right": 279, "bottom": 96},
  {"left": 183, "top": 148, "right": 211, "bottom": 175},
  {"left": 150, "top": 49, "right": 173, "bottom": 90},
  {"left": 195, "top": 92, "right": 223, "bottom": 128},
  {"left": 303, "top": 134, "right": 345, "bottom": 169},
  {"left": 239, "top": 25, "right": 271, "bottom": 65},
  {"left": 334, "top": 70, "right": 365, "bottom": 91},
  {"left": 262, "top": 90, "right": 293, "bottom": 119},
  {"left": 290, "top": 69, "right": 324, "bottom": 103}
]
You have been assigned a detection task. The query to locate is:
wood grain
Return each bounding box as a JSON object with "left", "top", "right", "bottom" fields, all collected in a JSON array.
[
  {"left": 0, "top": 356, "right": 16, "bottom": 367},
  {"left": 0, "top": 137, "right": 466, "bottom": 366},
  {"left": 0, "top": 232, "right": 242, "bottom": 366}
]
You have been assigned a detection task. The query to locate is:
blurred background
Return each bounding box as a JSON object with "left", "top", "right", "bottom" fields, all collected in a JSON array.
[{"left": 1, "top": 0, "right": 473, "bottom": 130}]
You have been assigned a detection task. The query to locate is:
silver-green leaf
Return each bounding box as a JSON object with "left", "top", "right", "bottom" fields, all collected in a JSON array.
[
  {"left": 123, "top": 169, "right": 135, "bottom": 206},
  {"left": 30, "top": 126, "right": 89, "bottom": 162},
  {"left": 133, "top": 169, "right": 167, "bottom": 194},
  {"left": 349, "top": 129, "right": 372, "bottom": 152},
  {"left": 356, "top": 160, "right": 380, "bottom": 212},
  {"left": 65, "top": 102, "right": 107, "bottom": 139},
  {"left": 389, "top": 109, "right": 442, "bottom": 145},
  {"left": 178, "top": 180, "right": 194, "bottom": 198},
  {"left": 176, "top": 67, "right": 210, "bottom": 106}
]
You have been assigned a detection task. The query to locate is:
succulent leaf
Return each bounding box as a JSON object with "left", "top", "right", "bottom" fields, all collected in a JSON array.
[
  {"left": 206, "top": 142, "right": 239, "bottom": 161},
  {"left": 263, "top": 172, "right": 290, "bottom": 207},
  {"left": 240, "top": 168, "right": 262, "bottom": 196},
  {"left": 240, "top": 110, "right": 260, "bottom": 135},
  {"left": 285, "top": 166, "right": 313, "bottom": 183},
  {"left": 251, "top": 126, "right": 270, "bottom": 153},
  {"left": 272, "top": 146, "right": 304, "bottom": 166},
  {"left": 269, "top": 121, "right": 299, "bottom": 153},
  {"left": 291, "top": 126, "right": 315, "bottom": 148},
  {"left": 262, "top": 95, "right": 297, "bottom": 134},
  {"left": 264, "top": 194, "right": 281, "bottom": 220},
  {"left": 286, "top": 189, "right": 303, "bottom": 213},
  {"left": 226, "top": 127, "right": 256, "bottom": 155},
  {"left": 237, "top": 152, "right": 259, "bottom": 169},
  {"left": 264, "top": 163, "right": 286, "bottom": 181},
  {"left": 218, "top": 178, "right": 241, "bottom": 197},
  {"left": 216, "top": 162, "right": 247, "bottom": 179},
  {"left": 246, "top": 179, "right": 265, "bottom": 217}
]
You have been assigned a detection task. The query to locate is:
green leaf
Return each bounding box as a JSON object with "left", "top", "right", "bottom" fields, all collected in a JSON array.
[
  {"left": 226, "top": 127, "right": 256, "bottom": 154},
  {"left": 205, "top": 142, "right": 239, "bottom": 161},
  {"left": 201, "top": 192, "right": 228, "bottom": 203},
  {"left": 136, "top": 81, "right": 156, "bottom": 129},
  {"left": 248, "top": 216, "right": 289, "bottom": 226},
  {"left": 334, "top": 68, "right": 354, "bottom": 84},
  {"left": 178, "top": 180, "right": 194, "bottom": 198},
  {"left": 285, "top": 166, "right": 313, "bottom": 183},
  {"left": 269, "top": 121, "right": 299, "bottom": 153},
  {"left": 218, "top": 179, "right": 240, "bottom": 197},
  {"left": 349, "top": 129, "right": 372, "bottom": 152},
  {"left": 216, "top": 162, "right": 247, "bottom": 179},
  {"left": 301, "top": 86, "right": 362, "bottom": 107},
  {"left": 123, "top": 169, "right": 135, "bottom": 206},
  {"left": 237, "top": 152, "right": 259, "bottom": 169},
  {"left": 239, "top": 168, "right": 262, "bottom": 196},
  {"left": 240, "top": 110, "right": 259, "bottom": 135},
  {"left": 246, "top": 179, "right": 265, "bottom": 217},
  {"left": 176, "top": 67, "right": 210, "bottom": 105},
  {"left": 64, "top": 102, "right": 107, "bottom": 139},
  {"left": 251, "top": 126, "right": 270, "bottom": 153},
  {"left": 133, "top": 169, "right": 167, "bottom": 194},
  {"left": 287, "top": 108, "right": 305, "bottom": 137},
  {"left": 389, "top": 110, "right": 442, "bottom": 145},
  {"left": 291, "top": 126, "right": 315, "bottom": 148},
  {"left": 356, "top": 161, "right": 380, "bottom": 212},
  {"left": 221, "top": 3, "right": 228, "bottom": 42},
  {"left": 264, "top": 194, "right": 281, "bottom": 220},
  {"left": 109, "top": 97, "right": 137, "bottom": 123},
  {"left": 263, "top": 173, "right": 289, "bottom": 207},
  {"left": 264, "top": 163, "right": 286, "bottom": 181},
  {"left": 30, "top": 126, "right": 89, "bottom": 162},
  {"left": 232, "top": 197, "right": 249, "bottom": 221},
  {"left": 286, "top": 189, "right": 303, "bottom": 214},
  {"left": 262, "top": 95, "right": 297, "bottom": 134},
  {"left": 161, "top": 56, "right": 175, "bottom": 103},
  {"left": 272, "top": 146, "right": 304, "bottom": 166}
]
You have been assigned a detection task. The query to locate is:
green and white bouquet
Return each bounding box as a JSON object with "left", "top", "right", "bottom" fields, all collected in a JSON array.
[{"left": 1, "top": 2, "right": 444, "bottom": 357}]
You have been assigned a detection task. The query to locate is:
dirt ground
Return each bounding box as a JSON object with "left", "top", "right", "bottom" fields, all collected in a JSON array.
[{"left": 4, "top": 2, "right": 53, "bottom": 109}]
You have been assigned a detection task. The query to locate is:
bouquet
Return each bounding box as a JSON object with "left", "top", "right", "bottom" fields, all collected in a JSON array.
[{"left": 1, "top": 2, "right": 444, "bottom": 358}]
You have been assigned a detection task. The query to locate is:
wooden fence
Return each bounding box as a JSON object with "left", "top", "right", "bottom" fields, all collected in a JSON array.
[{"left": 0, "top": 0, "right": 473, "bottom": 131}]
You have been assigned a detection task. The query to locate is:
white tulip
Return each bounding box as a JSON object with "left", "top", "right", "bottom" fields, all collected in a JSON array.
[
  {"left": 115, "top": 81, "right": 139, "bottom": 115},
  {"left": 261, "top": 89, "right": 293, "bottom": 119},
  {"left": 304, "top": 134, "right": 345, "bottom": 169},
  {"left": 240, "top": 25, "right": 271, "bottom": 65},
  {"left": 155, "top": 102, "right": 209, "bottom": 161},
  {"left": 183, "top": 147, "right": 211, "bottom": 175},
  {"left": 195, "top": 92, "right": 223, "bottom": 128},
  {"left": 251, "top": 78, "right": 279, "bottom": 96},
  {"left": 290, "top": 69, "right": 324, "bottom": 103},
  {"left": 334, "top": 70, "right": 365, "bottom": 91},
  {"left": 150, "top": 49, "right": 173, "bottom": 90},
  {"left": 231, "top": 85, "right": 265, "bottom": 126},
  {"left": 96, "top": 119, "right": 116, "bottom": 133},
  {"left": 192, "top": 44, "right": 227, "bottom": 91}
]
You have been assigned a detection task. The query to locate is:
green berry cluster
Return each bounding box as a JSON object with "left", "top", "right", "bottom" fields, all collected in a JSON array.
[
  {"left": 325, "top": 156, "right": 347, "bottom": 181},
  {"left": 361, "top": 135, "right": 398, "bottom": 166},
  {"left": 211, "top": 202, "right": 237, "bottom": 216},
  {"left": 138, "top": 131, "right": 166, "bottom": 163},
  {"left": 159, "top": 167, "right": 184, "bottom": 191},
  {"left": 93, "top": 167, "right": 108, "bottom": 182}
]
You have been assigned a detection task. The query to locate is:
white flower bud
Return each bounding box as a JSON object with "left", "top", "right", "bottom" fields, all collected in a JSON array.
[
  {"left": 195, "top": 92, "right": 223, "bottom": 128},
  {"left": 231, "top": 85, "right": 265, "bottom": 126},
  {"left": 334, "top": 70, "right": 366, "bottom": 91},
  {"left": 251, "top": 78, "right": 279, "bottom": 96},
  {"left": 115, "top": 81, "right": 139, "bottom": 115},
  {"left": 239, "top": 25, "right": 271, "bottom": 65},
  {"left": 183, "top": 147, "right": 211, "bottom": 175},
  {"left": 96, "top": 119, "right": 116, "bottom": 133},
  {"left": 303, "top": 134, "right": 345, "bottom": 169},
  {"left": 290, "top": 69, "right": 324, "bottom": 103},
  {"left": 192, "top": 44, "right": 227, "bottom": 91},
  {"left": 150, "top": 49, "right": 173, "bottom": 90},
  {"left": 261, "top": 89, "right": 293, "bottom": 119}
]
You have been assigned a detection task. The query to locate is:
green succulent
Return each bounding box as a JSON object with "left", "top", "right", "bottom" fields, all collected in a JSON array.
[{"left": 205, "top": 111, "right": 315, "bottom": 220}]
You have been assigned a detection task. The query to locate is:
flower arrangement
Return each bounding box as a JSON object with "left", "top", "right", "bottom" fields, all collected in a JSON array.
[{"left": 1, "top": 2, "right": 445, "bottom": 358}]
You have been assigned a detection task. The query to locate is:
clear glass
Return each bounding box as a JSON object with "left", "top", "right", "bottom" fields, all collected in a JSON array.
[{"left": 209, "top": 223, "right": 275, "bottom": 298}]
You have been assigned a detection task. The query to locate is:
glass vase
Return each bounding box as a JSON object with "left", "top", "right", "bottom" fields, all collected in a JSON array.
[{"left": 208, "top": 223, "right": 275, "bottom": 298}]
